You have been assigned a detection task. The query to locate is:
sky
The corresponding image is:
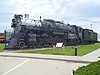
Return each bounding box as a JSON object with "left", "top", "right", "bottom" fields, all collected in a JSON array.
[{"left": 0, "top": 0, "right": 100, "bottom": 34}]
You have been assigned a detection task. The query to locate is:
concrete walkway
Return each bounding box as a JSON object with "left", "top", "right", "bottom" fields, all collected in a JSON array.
[
  {"left": 0, "top": 49, "right": 100, "bottom": 63},
  {"left": 82, "top": 49, "right": 100, "bottom": 61}
]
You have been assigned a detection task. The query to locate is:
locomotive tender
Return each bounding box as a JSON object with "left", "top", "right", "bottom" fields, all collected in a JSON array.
[{"left": 5, "top": 14, "right": 97, "bottom": 49}]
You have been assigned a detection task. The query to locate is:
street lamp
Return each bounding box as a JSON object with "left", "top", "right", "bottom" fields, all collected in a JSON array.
[{"left": 90, "top": 24, "right": 93, "bottom": 30}]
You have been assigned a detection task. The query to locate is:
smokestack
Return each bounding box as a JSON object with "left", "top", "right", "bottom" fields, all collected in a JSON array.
[
  {"left": 25, "top": 14, "right": 29, "bottom": 18},
  {"left": 40, "top": 16, "right": 41, "bottom": 20}
]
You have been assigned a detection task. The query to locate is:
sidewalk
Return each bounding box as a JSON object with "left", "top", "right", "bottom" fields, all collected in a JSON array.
[
  {"left": 0, "top": 49, "right": 100, "bottom": 63},
  {"left": 82, "top": 49, "right": 100, "bottom": 61}
]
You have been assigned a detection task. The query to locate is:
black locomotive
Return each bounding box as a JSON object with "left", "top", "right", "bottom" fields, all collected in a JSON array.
[{"left": 5, "top": 14, "right": 97, "bottom": 49}]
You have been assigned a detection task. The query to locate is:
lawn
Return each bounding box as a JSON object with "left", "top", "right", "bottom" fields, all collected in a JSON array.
[
  {"left": 17, "top": 43, "right": 100, "bottom": 56},
  {"left": 0, "top": 43, "right": 100, "bottom": 56},
  {"left": 0, "top": 44, "right": 5, "bottom": 52},
  {"left": 73, "top": 61, "right": 100, "bottom": 75}
]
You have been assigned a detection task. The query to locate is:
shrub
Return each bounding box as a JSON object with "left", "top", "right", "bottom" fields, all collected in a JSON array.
[{"left": 73, "top": 61, "right": 100, "bottom": 75}]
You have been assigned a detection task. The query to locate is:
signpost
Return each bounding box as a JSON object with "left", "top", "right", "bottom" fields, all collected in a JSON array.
[{"left": 53, "top": 43, "right": 64, "bottom": 55}]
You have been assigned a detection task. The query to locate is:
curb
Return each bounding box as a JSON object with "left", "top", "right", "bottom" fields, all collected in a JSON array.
[{"left": 0, "top": 53, "right": 98, "bottom": 63}]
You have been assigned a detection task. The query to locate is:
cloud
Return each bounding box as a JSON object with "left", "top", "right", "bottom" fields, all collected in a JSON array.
[
  {"left": 0, "top": 23, "right": 11, "bottom": 32},
  {"left": 75, "top": 1, "right": 100, "bottom": 18},
  {"left": 0, "top": 0, "right": 100, "bottom": 34}
]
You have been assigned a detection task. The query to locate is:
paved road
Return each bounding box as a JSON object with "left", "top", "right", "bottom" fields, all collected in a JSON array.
[
  {"left": 0, "top": 49, "right": 99, "bottom": 75},
  {"left": 0, "top": 56, "right": 87, "bottom": 75}
]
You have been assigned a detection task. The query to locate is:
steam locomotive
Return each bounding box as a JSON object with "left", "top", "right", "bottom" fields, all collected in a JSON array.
[{"left": 5, "top": 14, "right": 97, "bottom": 49}]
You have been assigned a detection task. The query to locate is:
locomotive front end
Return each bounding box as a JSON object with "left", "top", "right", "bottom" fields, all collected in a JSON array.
[{"left": 5, "top": 14, "right": 38, "bottom": 49}]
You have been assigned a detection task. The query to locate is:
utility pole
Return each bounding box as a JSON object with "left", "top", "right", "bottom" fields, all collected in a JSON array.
[{"left": 90, "top": 24, "right": 93, "bottom": 30}]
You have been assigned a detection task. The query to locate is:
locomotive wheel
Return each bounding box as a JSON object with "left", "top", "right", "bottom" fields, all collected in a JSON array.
[
  {"left": 47, "top": 36, "right": 53, "bottom": 43},
  {"left": 18, "top": 41, "right": 25, "bottom": 49},
  {"left": 32, "top": 44, "right": 35, "bottom": 48},
  {"left": 54, "top": 36, "right": 61, "bottom": 43}
]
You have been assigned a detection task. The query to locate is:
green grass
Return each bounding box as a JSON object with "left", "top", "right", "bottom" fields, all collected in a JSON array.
[
  {"left": 17, "top": 43, "right": 100, "bottom": 56},
  {"left": 0, "top": 44, "right": 5, "bottom": 52},
  {"left": 0, "top": 43, "right": 100, "bottom": 56},
  {"left": 73, "top": 61, "right": 100, "bottom": 75}
]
